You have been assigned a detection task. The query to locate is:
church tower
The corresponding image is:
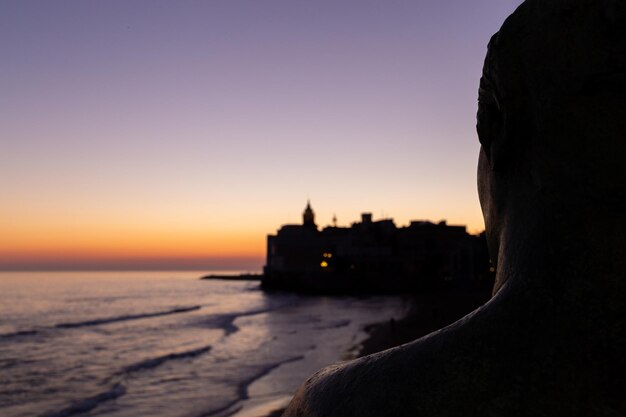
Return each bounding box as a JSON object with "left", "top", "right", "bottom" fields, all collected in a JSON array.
[{"left": 303, "top": 200, "right": 317, "bottom": 230}]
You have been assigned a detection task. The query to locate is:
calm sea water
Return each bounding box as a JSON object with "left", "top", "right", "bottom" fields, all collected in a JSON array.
[{"left": 0, "top": 271, "right": 407, "bottom": 417}]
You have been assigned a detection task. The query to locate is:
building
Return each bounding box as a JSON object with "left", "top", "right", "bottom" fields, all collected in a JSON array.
[{"left": 262, "top": 202, "right": 493, "bottom": 293}]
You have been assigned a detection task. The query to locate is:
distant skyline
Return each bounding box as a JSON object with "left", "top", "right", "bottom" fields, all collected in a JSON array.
[{"left": 1, "top": 0, "right": 523, "bottom": 271}]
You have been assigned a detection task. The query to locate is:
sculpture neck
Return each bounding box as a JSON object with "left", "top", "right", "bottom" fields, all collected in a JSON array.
[{"left": 494, "top": 197, "right": 626, "bottom": 312}]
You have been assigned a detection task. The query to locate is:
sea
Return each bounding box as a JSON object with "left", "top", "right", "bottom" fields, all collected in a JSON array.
[{"left": 0, "top": 271, "right": 408, "bottom": 417}]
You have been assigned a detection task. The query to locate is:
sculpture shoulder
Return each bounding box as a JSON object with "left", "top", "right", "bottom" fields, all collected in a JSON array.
[
  {"left": 282, "top": 322, "right": 486, "bottom": 417},
  {"left": 283, "top": 347, "right": 422, "bottom": 417},
  {"left": 282, "top": 294, "right": 626, "bottom": 417}
]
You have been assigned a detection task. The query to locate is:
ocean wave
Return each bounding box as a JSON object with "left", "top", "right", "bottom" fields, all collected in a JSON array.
[
  {"left": 55, "top": 306, "right": 202, "bottom": 329},
  {"left": 199, "top": 305, "right": 293, "bottom": 337},
  {"left": 200, "top": 294, "right": 303, "bottom": 334},
  {"left": 197, "top": 355, "right": 305, "bottom": 417},
  {"left": 0, "top": 357, "right": 39, "bottom": 370},
  {"left": 119, "top": 345, "right": 212, "bottom": 375},
  {"left": 38, "top": 345, "right": 212, "bottom": 417},
  {"left": 237, "top": 355, "right": 305, "bottom": 398},
  {"left": 38, "top": 383, "right": 126, "bottom": 417},
  {"left": 0, "top": 329, "right": 40, "bottom": 339},
  {"left": 199, "top": 313, "right": 241, "bottom": 336}
]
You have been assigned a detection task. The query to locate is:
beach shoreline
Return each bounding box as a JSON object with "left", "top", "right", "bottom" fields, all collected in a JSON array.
[{"left": 256, "top": 287, "right": 493, "bottom": 417}]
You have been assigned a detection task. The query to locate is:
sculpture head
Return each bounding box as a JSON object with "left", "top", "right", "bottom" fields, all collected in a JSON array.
[{"left": 476, "top": 0, "right": 626, "bottom": 291}]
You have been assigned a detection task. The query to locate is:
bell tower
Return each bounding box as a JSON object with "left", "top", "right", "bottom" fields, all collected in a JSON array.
[{"left": 302, "top": 200, "right": 316, "bottom": 229}]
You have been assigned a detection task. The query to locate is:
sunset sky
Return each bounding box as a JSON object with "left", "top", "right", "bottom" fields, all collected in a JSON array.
[{"left": 1, "top": 0, "right": 523, "bottom": 271}]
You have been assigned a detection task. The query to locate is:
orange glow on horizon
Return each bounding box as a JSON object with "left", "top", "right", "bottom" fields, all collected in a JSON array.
[
  {"left": 0, "top": 200, "right": 485, "bottom": 270},
  {"left": 0, "top": 222, "right": 267, "bottom": 270}
]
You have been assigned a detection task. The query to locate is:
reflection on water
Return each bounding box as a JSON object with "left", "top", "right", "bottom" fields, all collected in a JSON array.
[{"left": 0, "top": 271, "right": 407, "bottom": 417}]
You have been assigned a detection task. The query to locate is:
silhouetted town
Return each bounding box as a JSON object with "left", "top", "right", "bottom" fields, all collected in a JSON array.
[{"left": 262, "top": 202, "right": 493, "bottom": 293}]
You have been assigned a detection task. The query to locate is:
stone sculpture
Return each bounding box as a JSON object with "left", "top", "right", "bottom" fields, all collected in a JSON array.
[{"left": 283, "top": 0, "right": 626, "bottom": 415}]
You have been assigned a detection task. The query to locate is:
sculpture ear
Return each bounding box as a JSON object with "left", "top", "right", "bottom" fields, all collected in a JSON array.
[
  {"left": 477, "top": 68, "right": 525, "bottom": 173},
  {"left": 477, "top": 31, "right": 524, "bottom": 172},
  {"left": 477, "top": 82, "right": 506, "bottom": 172}
]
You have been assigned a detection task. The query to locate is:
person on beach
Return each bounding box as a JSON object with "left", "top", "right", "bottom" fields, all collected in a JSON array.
[{"left": 283, "top": 0, "right": 626, "bottom": 415}]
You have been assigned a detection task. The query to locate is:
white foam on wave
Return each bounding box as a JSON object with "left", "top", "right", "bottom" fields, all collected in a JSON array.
[
  {"left": 55, "top": 306, "right": 202, "bottom": 329},
  {"left": 193, "top": 356, "right": 305, "bottom": 417},
  {"left": 119, "top": 345, "right": 213, "bottom": 375}
]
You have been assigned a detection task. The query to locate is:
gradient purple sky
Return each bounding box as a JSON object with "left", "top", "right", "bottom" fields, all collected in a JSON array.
[{"left": 1, "top": 0, "right": 523, "bottom": 270}]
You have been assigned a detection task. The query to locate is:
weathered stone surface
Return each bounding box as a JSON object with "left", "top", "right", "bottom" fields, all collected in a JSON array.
[{"left": 283, "top": 1, "right": 626, "bottom": 415}]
